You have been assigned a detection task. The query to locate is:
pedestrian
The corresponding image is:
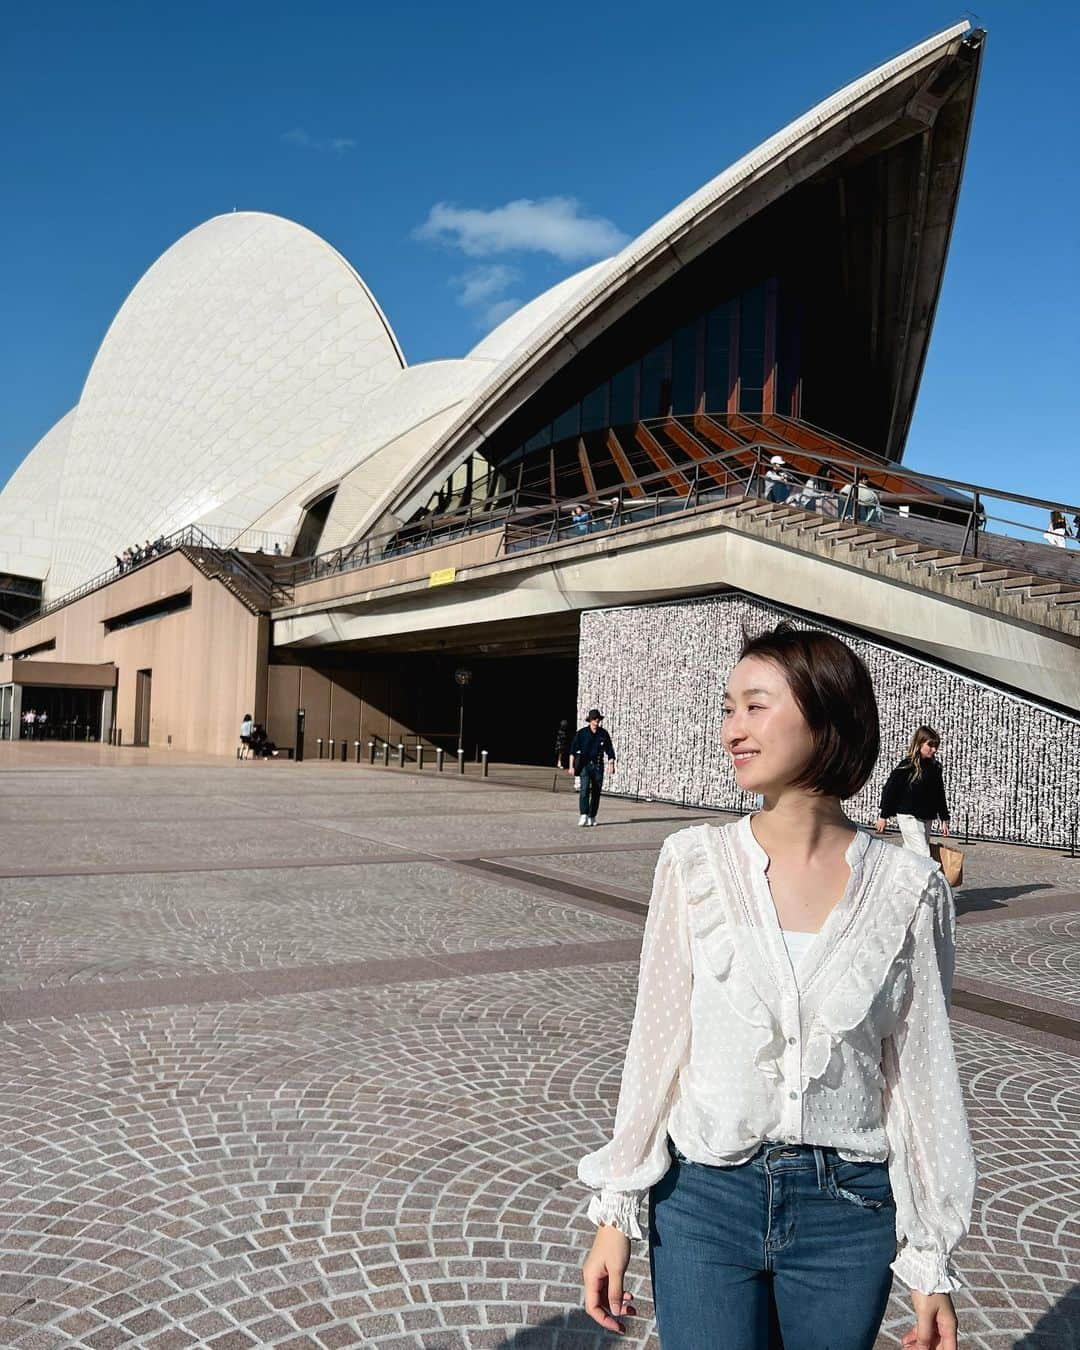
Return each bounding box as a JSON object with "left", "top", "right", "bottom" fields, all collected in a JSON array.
[
  {"left": 1072, "top": 512, "right": 1080, "bottom": 540},
  {"left": 1044, "top": 510, "right": 1068, "bottom": 547},
  {"left": 764, "top": 455, "right": 791, "bottom": 502},
  {"left": 875, "top": 726, "right": 951, "bottom": 857},
  {"left": 37, "top": 710, "right": 48, "bottom": 739},
  {"left": 578, "top": 625, "right": 973, "bottom": 1350},
  {"left": 568, "top": 708, "right": 615, "bottom": 826},
  {"left": 554, "top": 717, "right": 572, "bottom": 769},
  {"left": 571, "top": 503, "right": 592, "bottom": 535},
  {"left": 240, "top": 712, "right": 254, "bottom": 756}
]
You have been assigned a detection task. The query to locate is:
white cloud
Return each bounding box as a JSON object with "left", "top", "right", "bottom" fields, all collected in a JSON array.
[
  {"left": 414, "top": 196, "right": 628, "bottom": 262},
  {"left": 450, "top": 264, "right": 524, "bottom": 331},
  {"left": 281, "top": 128, "right": 355, "bottom": 154}
]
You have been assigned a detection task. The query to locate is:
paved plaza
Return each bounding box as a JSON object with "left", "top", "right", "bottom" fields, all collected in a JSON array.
[{"left": 0, "top": 747, "right": 1077, "bottom": 1349}]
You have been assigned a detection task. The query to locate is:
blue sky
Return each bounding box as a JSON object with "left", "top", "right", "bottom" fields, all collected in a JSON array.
[{"left": 1, "top": 1, "right": 1077, "bottom": 520}]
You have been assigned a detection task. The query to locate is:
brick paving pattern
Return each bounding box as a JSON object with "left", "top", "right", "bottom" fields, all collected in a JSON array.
[{"left": 0, "top": 748, "right": 1076, "bottom": 1348}]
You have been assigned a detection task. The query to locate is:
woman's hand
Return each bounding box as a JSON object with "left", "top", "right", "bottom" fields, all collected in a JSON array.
[
  {"left": 583, "top": 1224, "right": 635, "bottom": 1334},
  {"left": 940, "top": 821, "right": 951, "bottom": 836},
  {"left": 874, "top": 816, "right": 888, "bottom": 833},
  {"left": 902, "top": 1291, "right": 959, "bottom": 1350}
]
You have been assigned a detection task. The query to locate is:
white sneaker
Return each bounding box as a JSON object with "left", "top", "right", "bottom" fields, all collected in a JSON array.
[
  {"left": 578, "top": 814, "right": 589, "bottom": 826},
  {"left": 587, "top": 817, "right": 596, "bottom": 827}
]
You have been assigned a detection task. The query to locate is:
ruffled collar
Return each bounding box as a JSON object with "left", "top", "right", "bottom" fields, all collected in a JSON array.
[
  {"left": 680, "top": 816, "right": 934, "bottom": 1089},
  {"left": 738, "top": 812, "right": 873, "bottom": 995}
]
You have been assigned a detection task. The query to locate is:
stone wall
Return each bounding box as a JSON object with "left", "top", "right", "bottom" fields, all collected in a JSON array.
[{"left": 578, "top": 595, "right": 1080, "bottom": 848}]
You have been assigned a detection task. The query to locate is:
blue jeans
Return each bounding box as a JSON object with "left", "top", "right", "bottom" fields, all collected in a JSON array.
[
  {"left": 649, "top": 1141, "right": 895, "bottom": 1350},
  {"left": 578, "top": 762, "right": 604, "bottom": 818}
]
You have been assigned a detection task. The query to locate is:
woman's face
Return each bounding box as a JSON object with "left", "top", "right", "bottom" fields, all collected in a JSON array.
[
  {"left": 919, "top": 739, "right": 939, "bottom": 759},
  {"left": 721, "top": 655, "right": 815, "bottom": 794}
]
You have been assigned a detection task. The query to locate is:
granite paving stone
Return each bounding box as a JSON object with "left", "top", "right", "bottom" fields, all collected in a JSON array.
[{"left": 0, "top": 754, "right": 1076, "bottom": 1348}]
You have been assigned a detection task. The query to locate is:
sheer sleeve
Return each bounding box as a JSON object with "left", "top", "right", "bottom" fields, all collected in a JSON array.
[
  {"left": 577, "top": 838, "right": 693, "bottom": 1238},
  {"left": 883, "top": 869, "right": 976, "bottom": 1293}
]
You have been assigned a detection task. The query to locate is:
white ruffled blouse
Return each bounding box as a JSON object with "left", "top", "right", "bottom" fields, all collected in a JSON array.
[{"left": 578, "top": 815, "right": 976, "bottom": 1296}]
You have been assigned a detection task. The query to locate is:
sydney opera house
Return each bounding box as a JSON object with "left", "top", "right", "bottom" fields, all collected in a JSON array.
[{"left": 3, "top": 23, "right": 1078, "bottom": 845}]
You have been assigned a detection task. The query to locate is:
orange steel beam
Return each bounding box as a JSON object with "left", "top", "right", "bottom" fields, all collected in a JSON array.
[
  {"left": 606, "top": 430, "right": 646, "bottom": 498},
  {"left": 759, "top": 415, "right": 941, "bottom": 501},
  {"left": 577, "top": 437, "right": 597, "bottom": 497},
  {"left": 635, "top": 424, "right": 693, "bottom": 491},
  {"left": 663, "top": 419, "right": 731, "bottom": 487}
]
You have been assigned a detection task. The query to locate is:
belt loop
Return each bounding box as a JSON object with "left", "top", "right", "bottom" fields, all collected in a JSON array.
[{"left": 814, "top": 1146, "right": 828, "bottom": 1191}]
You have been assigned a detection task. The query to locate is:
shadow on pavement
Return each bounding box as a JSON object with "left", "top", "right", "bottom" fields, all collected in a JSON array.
[
  {"left": 1014, "top": 1282, "right": 1080, "bottom": 1349},
  {"left": 955, "top": 883, "right": 1055, "bottom": 914},
  {"left": 496, "top": 1308, "right": 645, "bottom": 1346}
]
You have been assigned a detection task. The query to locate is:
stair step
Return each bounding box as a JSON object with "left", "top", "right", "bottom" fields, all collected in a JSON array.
[
  {"left": 950, "top": 561, "right": 995, "bottom": 576},
  {"left": 964, "top": 567, "right": 1011, "bottom": 583},
  {"left": 932, "top": 556, "right": 974, "bottom": 570},
  {"left": 840, "top": 532, "right": 882, "bottom": 549},
  {"left": 866, "top": 538, "right": 902, "bottom": 554},
  {"left": 998, "top": 575, "right": 1038, "bottom": 590},
  {"left": 906, "top": 549, "right": 949, "bottom": 563},
  {"left": 824, "top": 527, "right": 864, "bottom": 542},
  {"left": 890, "top": 542, "right": 926, "bottom": 556},
  {"left": 975, "top": 569, "right": 1032, "bottom": 586},
  {"left": 1027, "top": 583, "right": 1066, "bottom": 596},
  {"left": 1049, "top": 590, "right": 1080, "bottom": 605}
]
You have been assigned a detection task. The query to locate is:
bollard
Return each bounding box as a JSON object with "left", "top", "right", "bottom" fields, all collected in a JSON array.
[
  {"left": 328, "top": 739, "right": 335, "bottom": 760},
  {"left": 116, "top": 729, "right": 123, "bottom": 746},
  {"left": 1070, "top": 816, "right": 1078, "bottom": 860},
  {"left": 481, "top": 750, "right": 489, "bottom": 778},
  {"left": 383, "top": 741, "right": 391, "bottom": 767},
  {"left": 368, "top": 740, "right": 376, "bottom": 764},
  {"left": 417, "top": 745, "right": 425, "bottom": 771},
  {"left": 341, "top": 740, "right": 347, "bottom": 762},
  {"left": 457, "top": 749, "right": 465, "bottom": 775},
  {"left": 354, "top": 740, "right": 361, "bottom": 762},
  {"left": 436, "top": 748, "right": 445, "bottom": 772},
  {"left": 316, "top": 737, "right": 323, "bottom": 759},
  {"left": 398, "top": 742, "right": 406, "bottom": 768}
]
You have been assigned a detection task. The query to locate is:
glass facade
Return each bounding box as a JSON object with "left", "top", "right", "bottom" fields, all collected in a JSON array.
[{"left": 498, "top": 274, "right": 794, "bottom": 471}]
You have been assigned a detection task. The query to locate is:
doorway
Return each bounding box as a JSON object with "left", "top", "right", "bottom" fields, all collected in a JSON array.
[{"left": 134, "top": 669, "right": 152, "bottom": 746}]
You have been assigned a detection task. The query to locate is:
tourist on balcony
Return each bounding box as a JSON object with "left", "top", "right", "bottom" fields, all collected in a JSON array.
[
  {"left": 875, "top": 726, "right": 950, "bottom": 856},
  {"left": 764, "top": 455, "right": 791, "bottom": 502},
  {"left": 579, "top": 627, "right": 973, "bottom": 1350},
  {"left": 568, "top": 708, "right": 615, "bottom": 825},
  {"left": 571, "top": 503, "right": 592, "bottom": 535},
  {"left": 1044, "top": 510, "right": 1069, "bottom": 547}
]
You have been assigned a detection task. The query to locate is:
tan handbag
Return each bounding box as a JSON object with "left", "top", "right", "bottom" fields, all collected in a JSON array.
[{"left": 930, "top": 842, "right": 964, "bottom": 888}]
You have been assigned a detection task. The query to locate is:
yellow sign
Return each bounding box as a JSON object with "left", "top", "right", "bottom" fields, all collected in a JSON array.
[{"left": 429, "top": 566, "right": 457, "bottom": 587}]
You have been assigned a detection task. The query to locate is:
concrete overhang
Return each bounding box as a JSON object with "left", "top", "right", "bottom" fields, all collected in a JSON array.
[{"left": 272, "top": 506, "right": 1078, "bottom": 713}]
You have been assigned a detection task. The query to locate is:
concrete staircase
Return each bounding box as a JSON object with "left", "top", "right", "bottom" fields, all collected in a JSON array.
[{"left": 724, "top": 499, "right": 1080, "bottom": 638}]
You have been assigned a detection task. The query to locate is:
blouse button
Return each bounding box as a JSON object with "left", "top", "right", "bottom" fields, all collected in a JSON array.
[
  {"left": 789, "top": 1091, "right": 798, "bottom": 1100},
  {"left": 787, "top": 1037, "right": 797, "bottom": 1045}
]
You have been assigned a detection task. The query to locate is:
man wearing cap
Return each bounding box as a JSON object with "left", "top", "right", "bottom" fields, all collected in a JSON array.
[
  {"left": 764, "top": 454, "right": 791, "bottom": 503},
  {"left": 569, "top": 709, "right": 616, "bottom": 826}
]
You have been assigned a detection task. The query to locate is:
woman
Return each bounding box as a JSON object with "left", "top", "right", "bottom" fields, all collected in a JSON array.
[
  {"left": 876, "top": 727, "right": 950, "bottom": 857},
  {"left": 579, "top": 626, "right": 974, "bottom": 1350}
]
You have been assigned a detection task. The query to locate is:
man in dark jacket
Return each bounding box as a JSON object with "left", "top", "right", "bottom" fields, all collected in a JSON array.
[{"left": 569, "top": 709, "right": 616, "bottom": 826}]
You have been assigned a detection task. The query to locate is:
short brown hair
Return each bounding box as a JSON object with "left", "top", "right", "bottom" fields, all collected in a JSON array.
[{"left": 738, "top": 623, "right": 880, "bottom": 798}]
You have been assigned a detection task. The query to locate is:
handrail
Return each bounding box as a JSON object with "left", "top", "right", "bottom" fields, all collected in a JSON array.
[{"left": 10, "top": 417, "right": 1078, "bottom": 630}]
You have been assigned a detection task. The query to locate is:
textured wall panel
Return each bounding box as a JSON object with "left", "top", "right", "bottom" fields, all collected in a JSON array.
[{"left": 578, "top": 595, "right": 1080, "bottom": 848}]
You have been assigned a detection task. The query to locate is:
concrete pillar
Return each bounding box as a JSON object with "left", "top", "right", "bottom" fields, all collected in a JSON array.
[
  {"left": 9, "top": 684, "right": 22, "bottom": 741},
  {"left": 100, "top": 688, "right": 115, "bottom": 744}
]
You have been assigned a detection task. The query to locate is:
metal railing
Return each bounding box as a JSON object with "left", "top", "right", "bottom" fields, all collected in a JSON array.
[
  {"left": 18, "top": 524, "right": 288, "bottom": 629},
  {"left": 270, "top": 419, "right": 1080, "bottom": 594}
]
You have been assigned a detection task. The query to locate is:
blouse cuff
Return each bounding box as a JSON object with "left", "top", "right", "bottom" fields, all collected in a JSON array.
[
  {"left": 890, "top": 1245, "right": 965, "bottom": 1295},
  {"left": 587, "top": 1190, "right": 645, "bottom": 1241}
]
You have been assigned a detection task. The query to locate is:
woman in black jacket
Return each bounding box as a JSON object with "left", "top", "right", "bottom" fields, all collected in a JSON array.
[{"left": 874, "top": 725, "right": 951, "bottom": 856}]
